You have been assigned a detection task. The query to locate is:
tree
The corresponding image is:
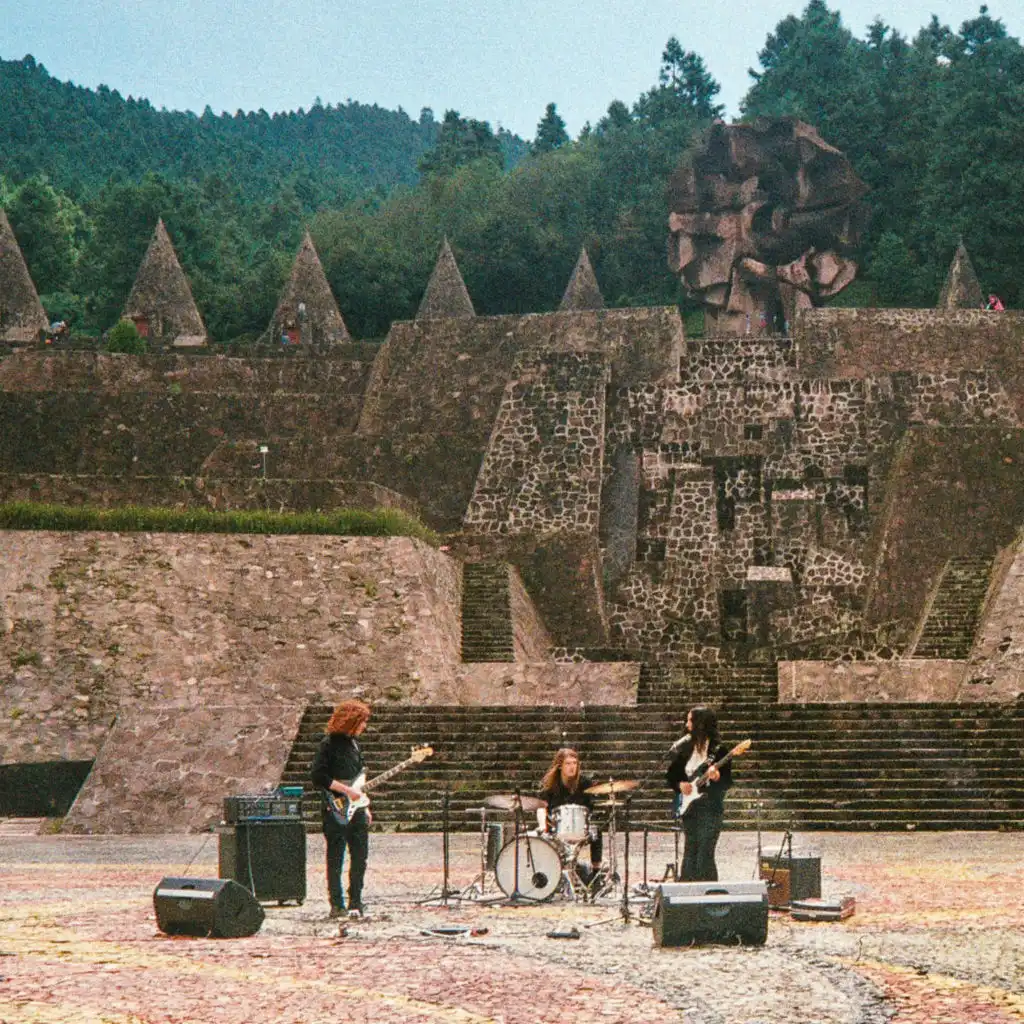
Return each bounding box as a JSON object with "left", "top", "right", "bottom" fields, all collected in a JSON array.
[
  {"left": 533, "top": 103, "right": 569, "bottom": 153},
  {"left": 417, "top": 110, "right": 504, "bottom": 178},
  {"left": 656, "top": 37, "right": 724, "bottom": 120},
  {"left": 105, "top": 318, "right": 146, "bottom": 353},
  {"left": 5, "top": 176, "right": 82, "bottom": 293}
]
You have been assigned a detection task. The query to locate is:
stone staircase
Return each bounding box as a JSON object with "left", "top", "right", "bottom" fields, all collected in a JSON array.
[
  {"left": 638, "top": 662, "right": 780, "bottom": 707},
  {"left": 460, "top": 562, "right": 514, "bottom": 662},
  {"left": 279, "top": 697, "right": 1024, "bottom": 833},
  {"left": 912, "top": 557, "right": 993, "bottom": 659}
]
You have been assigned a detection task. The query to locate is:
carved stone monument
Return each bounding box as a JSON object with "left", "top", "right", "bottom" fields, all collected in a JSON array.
[{"left": 668, "top": 117, "right": 868, "bottom": 334}]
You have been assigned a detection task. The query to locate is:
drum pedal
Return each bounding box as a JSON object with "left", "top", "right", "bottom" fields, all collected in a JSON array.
[{"left": 661, "top": 862, "right": 678, "bottom": 882}]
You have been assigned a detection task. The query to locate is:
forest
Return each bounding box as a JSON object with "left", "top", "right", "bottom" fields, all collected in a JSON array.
[{"left": 1, "top": 1, "right": 1021, "bottom": 342}]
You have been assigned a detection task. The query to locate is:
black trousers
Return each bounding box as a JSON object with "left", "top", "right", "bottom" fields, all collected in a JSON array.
[
  {"left": 681, "top": 805, "right": 723, "bottom": 882},
  {"left": 323, "top": 808, "right": 369, "bottom": 911}
]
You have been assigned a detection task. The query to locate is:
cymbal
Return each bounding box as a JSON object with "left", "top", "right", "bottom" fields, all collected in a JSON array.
[
  {"left": 584, "top": 779, "right": 640, "bottom": 796},
  {"left": 485, "top": 793, "right": 546, "bottom": 813}
]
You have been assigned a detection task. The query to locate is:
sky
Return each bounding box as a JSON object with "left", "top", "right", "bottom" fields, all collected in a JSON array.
[{"left": 3, "top": 0, "right": 1021, "bottom": 139}]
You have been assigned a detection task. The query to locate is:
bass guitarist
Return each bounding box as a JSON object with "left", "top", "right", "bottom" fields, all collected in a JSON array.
[
  {"left": 311, "top": 699, "right": 372, "bottom": 919},
  {"left": 666, "top": 705, "right": 733, "bottom": 881}
]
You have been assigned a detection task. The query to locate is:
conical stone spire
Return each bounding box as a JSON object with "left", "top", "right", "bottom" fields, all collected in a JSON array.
[
  {"left": 937, "top": 240, "right": 984, "bottom": 310},
  {"left": 0, "top": 208, "right": 48, "bottom": 341},
  {"left": 559, "top": 247, "right": 604, "bottom": 311},
  {"left": 416, "top": 238, "right": 475, "bottom": 319},
  {"left": 123, "top": 219, "right": 206, "bottom": 346},
  {"left": 269, "top": 230, "right": 350, "bottom": 347}
]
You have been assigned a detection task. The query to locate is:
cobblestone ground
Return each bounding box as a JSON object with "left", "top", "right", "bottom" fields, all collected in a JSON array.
[{"left": 0, "top": 829, "right": 1021, "bottom": 1023}]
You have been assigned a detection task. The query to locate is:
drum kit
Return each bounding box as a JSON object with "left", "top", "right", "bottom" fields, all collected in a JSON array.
[{"left": 465, "top": 779, "right": 640, "bottom": 903}]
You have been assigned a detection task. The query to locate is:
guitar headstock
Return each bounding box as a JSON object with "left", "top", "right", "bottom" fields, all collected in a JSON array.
[
  {"left": 734, "top": 739, "right": 752, "bottom": 756},
  {"left": 409, "top": 745, "right": 434, "bottom": 763}
]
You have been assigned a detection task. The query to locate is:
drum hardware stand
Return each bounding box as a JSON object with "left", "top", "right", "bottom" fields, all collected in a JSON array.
[
  {"left": 487, "top": 788, "right": 542, "bottom": 907},
  {"left": 417, "top": 787, "right": 463, "bottom": 907},
  {"left": 460, "top": 805, "right": 493, "bottom": 900}
]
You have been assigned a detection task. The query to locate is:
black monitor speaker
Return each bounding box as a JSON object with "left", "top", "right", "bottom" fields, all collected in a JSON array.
[
  {"left": 153, "top": 877, "right": 265, "bottom": 938},
  {"left": 653, "top": 881, "right": 769, "bottom": 947}
]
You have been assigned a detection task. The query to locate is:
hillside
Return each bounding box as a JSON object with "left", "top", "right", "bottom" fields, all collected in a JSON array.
[{"left": 0, "top": 54, "right": 525, "bottom": 200}]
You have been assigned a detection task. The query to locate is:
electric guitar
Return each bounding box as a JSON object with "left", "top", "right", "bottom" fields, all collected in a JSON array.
[
  {"left": 675, "top": 739, "right": 751, "bottom": 819},
  {"left": 324, "top": 744, "right": 433, "bottom": 825}
]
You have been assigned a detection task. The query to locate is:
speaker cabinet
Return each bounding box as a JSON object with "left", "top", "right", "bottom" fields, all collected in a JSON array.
[
  {"left": 153, "top": 877, "right": 265, "bottom": 938},
  {"left": 653, "top": 881, "right": 769, "bottom": 947},
  {"left": 759, "top": 855, "right": 821, "bottom": 907},
  {"left": 218, "top": 822, "right": 307, "bottom": 904}
]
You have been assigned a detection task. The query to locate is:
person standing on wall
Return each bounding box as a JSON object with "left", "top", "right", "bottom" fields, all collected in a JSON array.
[
  {"left": 311, "top": 699, "right": 372, "bottom": 919},
  {"left": 666, "top": 705, "right": 733, "bottom": 881}
]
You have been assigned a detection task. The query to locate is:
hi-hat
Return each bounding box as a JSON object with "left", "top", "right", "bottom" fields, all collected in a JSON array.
[
  {"left": 485, "top": 793, "right": 546, "bottom": 813},
  {"left": 584, "top": 779, "right": 640, "bottom": 796}
]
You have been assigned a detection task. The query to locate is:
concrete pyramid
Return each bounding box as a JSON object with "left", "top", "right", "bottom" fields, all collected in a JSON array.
[
  {"left": 269, "top": 230, "right": 351, "bottom": 347},
  {"left": 559, "top": 247, "right": 604, "bottom": 311},
  {"left": 123, "top": 219, "right": 206, "bottom": 346},
  {"left": 416, "top": 238, "right": 475, "bottom": 319},
  {"left": 0, "top": 208, "right": 48, "bottom": 342},
  {"left": 937, "top": 241, "right": 984, "bottom": 311}
]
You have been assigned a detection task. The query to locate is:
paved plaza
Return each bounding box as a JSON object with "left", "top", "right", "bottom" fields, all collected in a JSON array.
[{"left": 0, "top": 827, "right": 1021, "bottom": 1024}]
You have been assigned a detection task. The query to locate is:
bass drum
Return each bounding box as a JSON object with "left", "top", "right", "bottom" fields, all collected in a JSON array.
[{"left": 493, "top": 835, "right": 563, "bottom": 901}]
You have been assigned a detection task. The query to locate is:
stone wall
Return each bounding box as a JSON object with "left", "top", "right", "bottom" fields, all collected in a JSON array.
[
  {"left": 964, "top": 531, "right": 1024, "bottom": 700},
  {"left": 465, "top": 352, "right": 608, "bottom": 535},
  {"left": 796, "top": 308, "right": 1024, "bottom": 416},
  {"left": 64, "top": 703, "right": 305, "bottom": 834},
  {"left": 777, "top": 659, "right": 968, "bottom": 702}
]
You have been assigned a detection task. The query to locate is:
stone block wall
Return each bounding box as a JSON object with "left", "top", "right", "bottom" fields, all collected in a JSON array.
[{"left": 464, "top": 352, "right": 608, "bottom": 535}]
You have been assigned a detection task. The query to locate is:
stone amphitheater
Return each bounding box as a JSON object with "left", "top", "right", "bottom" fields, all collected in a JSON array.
[{"left": 0, "top": 122, "right": 1022, "bottom": 846}]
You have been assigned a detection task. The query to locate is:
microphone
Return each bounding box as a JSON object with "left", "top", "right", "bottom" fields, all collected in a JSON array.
[{"left": 669, "top": 733, "right": 690, "bottom": 753}]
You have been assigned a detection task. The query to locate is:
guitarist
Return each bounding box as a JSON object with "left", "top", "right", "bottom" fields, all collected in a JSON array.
[
  {"left": 311, "top": 699, "right": 372, "bottom": 919},
  {"left": 666, "top": 706, "right": 733, "bottom": 882}
]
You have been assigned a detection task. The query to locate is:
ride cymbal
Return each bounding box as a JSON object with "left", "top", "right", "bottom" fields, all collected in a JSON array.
[
  {"left": 583, "top": 779, "right": 640, "bottom": 796},
  {"left": 484, "top": 793, "right": 546, "bottom": 812}
]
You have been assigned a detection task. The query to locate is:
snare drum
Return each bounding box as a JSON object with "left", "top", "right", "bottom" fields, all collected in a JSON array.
[{"left": 552, "top": 804, "right": 589, "bottom": 842}]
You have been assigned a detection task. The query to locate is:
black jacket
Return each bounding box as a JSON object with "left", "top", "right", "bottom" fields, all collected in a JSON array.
[
  {"left": 666, "top": 739, "right": 733, "bottom": 813},
  {"left": 311, "top": 733, "right": 364, "bottom": 793}
]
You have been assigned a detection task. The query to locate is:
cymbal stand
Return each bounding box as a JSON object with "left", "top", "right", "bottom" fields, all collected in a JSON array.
[
  {"left": 487, "top": 788, "right": 541, "bottom": 907},
  {"left": 619, "top": 795, "right": 632, "bottom": 922},
  {"left": 460, "top": 805, "right": 491, "bottom": 899},
  {"left": 417, "top": 787, "right": 461, "bottom": 906}
]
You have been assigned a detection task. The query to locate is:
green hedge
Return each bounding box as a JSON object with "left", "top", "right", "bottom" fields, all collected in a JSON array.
[{"left": 0, "top": 501, "right": 439, "bottom": 543}]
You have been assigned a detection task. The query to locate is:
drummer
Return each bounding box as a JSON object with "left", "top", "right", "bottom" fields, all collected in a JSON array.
[{"left": 537, "top": 748, "right": 603, "bottom": 879}]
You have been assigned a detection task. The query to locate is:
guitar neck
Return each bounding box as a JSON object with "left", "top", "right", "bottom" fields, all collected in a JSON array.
[{"left": 364, "top": 757, "right": 416, "bottom": 792}]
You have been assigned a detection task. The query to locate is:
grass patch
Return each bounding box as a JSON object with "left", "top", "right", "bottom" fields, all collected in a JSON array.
[{"left": 0, "top": 502, "right": 440, "bottom": 544}]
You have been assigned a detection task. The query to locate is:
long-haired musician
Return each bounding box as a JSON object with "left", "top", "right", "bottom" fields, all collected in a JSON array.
[
  {"left": 311, "top": 699, "right": 371, "bottom": 919},
  {"left": 538, "top": 748, "right": 603, "bottom": 876},
  {"left": 666, "top": 705, "right": 733, "bottom": 881}
]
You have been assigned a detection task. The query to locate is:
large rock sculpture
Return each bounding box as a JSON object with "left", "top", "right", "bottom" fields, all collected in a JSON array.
[{"left": 668, "top": 117, "right": 868, "bottom": 334}]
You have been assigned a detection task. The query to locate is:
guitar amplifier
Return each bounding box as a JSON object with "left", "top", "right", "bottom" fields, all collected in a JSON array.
[
  {"left": 653, "top": 881, "right": 769, "bottom": 947},
  {"left": 219, "top": 821, "right": 306, "bottom": 904},
  {"left": 759, "top": 854, "right": 821, "bottom": 907},
  {"left": 223, "top": 790, "right": 303, "bottom": 824}
]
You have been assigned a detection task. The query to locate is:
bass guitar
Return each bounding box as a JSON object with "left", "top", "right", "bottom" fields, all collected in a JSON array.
[
  {"left": 324, "top": 744, "right": 433, "bottom": 826},
  {"left": 675, "top": 738, "right": 751, "bottom": 819}
]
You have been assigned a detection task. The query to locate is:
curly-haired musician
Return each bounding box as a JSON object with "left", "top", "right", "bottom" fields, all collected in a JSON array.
[
  {"left": 311, "top": 699, "right": 371, "bottom": 919},
  {"left": 666, "top": 706, "right": 733, "bottom": 881},
  {"left": 538, "top": 748, "right": 603, "bottom": 878}
]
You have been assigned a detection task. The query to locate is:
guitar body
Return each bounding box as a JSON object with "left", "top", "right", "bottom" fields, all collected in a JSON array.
[
  {"left": 322, "top": 745, "right": 433, "bottom": 828},
  {"left": 325, "top": 771, "right": 369, "bottom": 827},
  {"left": 673, "top": 739, "right": 752, "bottom": 821}
]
